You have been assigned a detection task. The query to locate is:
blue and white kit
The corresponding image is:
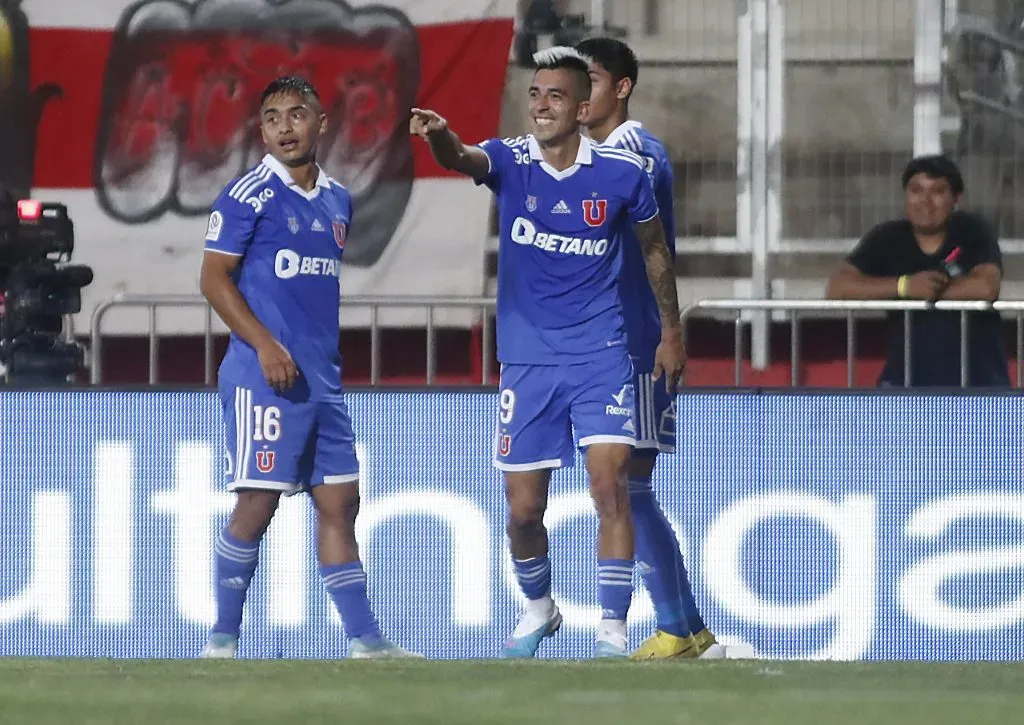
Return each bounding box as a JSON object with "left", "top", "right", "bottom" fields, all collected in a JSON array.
[
  {"left": 477, "top": 135, "right": 659, "bottom": 469},
  {"left": 602, "top": 120, "right": 678, "bottom": 455},
  {"left": 205, "top": 154, "right": 359, "bottom": 494}
]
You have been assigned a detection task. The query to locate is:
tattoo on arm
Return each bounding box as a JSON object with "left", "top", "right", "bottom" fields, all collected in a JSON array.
[{"left": 634, "top": 217, "right": 681, "bottom": 328}]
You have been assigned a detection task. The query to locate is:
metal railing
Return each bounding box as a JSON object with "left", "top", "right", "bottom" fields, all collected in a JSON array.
[
  {"left": 89, "top": 294, "right": 1024, "bottom": 388},
  {"left": 88, "top": 293, "right": 496, "bottom": 385},
  {"left": 681, "top": 299, "right": 1024, "bottom": 388}
]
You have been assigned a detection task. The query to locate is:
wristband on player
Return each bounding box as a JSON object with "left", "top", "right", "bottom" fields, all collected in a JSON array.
[{"left": 897, "top": 274, "right": 910, "bottom": 299}]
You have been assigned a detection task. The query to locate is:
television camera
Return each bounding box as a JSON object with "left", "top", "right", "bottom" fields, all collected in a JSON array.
[{"left": 0, "top": 196, "right": 93, "bottom": 384}]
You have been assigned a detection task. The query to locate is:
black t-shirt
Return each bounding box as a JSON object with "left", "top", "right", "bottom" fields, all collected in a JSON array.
[{"left": 846, "top": 211, "right": 1009, "bottom": 387}]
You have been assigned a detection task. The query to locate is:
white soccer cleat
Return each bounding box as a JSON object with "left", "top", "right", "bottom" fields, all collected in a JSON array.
[
  {"left": 500, "top": 602, "right": 563, "bottom": 658},
  {"left": 348, "top": 635, "right": 425, "bottom": 659},
  {"left": 200, "top": 633, "right": 239, "bottom": 659}
]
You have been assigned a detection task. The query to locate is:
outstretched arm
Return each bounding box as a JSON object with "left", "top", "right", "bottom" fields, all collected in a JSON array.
[
  {"left": 633, "top": 214, "right": 686, "bottom": 389},
  {"left": 410, "top": 108, "right": 490, "bottom": 179}
]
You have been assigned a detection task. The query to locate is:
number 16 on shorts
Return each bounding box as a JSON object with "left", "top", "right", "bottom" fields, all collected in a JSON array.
[{"left": 222, "top": 386, "right": 288, "bottom": 490}]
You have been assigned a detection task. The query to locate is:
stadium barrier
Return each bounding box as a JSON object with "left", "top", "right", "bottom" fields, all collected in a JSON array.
[
  {"left": 89, "top": 294, "right": 1024, "bottom": 387},
  {"left": 681, "top": 299, "right": 1024, "bottom": 387},
  {"left": 88, "top": 293, "right": 497, "bottom": 386},
  {"left": 1, "top": 388, "right": 1021, "bottom": 660}
]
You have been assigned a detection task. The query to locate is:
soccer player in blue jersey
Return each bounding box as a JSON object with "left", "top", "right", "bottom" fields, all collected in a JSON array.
[
  {"left": 577, "top": 37, "right": 724, "bottom": 660},
  {"left": 197, "top": 76, "right": 420, "bottom": 660},
  {"left": 410, "top": 48, "right": 686, "bottom": 658}
]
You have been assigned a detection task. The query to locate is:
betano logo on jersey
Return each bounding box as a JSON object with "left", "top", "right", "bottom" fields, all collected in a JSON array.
[
  {"left": 510, "top": 217, "right": 609, "bottom": 256},
  {"left": 274, "top": 249, "right": 341, "bottom": 279}
]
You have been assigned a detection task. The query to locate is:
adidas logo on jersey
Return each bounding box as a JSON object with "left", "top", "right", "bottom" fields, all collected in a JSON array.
[
  {"left": 550, "top": 200, "right": 571, "bottom": 214},
  {"left": 311, "top": 219, "right": 325, "bottom": 232},
  {"left": 510, "top": 217, "right": 609, "bottom": 257}
]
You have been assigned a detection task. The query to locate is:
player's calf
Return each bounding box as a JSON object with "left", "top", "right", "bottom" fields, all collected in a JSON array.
[
  {"left": 311, "top": 482, "right": 421, "bottom": 658},
  {"left": 202, "top": 490, "right": 281, "bottom": 658},
  {"left": 505, "top": 470, "right": 550, "bottom": 559},
  {"left": 501, "top": 470, "right": 562, "bottom": 658},
  {"left": 585, "top": 443, "right": 635, "bottom": 658}
]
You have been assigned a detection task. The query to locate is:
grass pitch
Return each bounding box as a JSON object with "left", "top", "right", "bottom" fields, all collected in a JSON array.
[{"left": 0, "top": 658, "right": 1019, "bottom": 725}]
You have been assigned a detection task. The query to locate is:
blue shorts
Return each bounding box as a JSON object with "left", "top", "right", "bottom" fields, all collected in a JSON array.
[
  {"left": 493, "top": 355, "right": 636, "bottom": 471},
  {"left": 220, "top": 382, "right": 360, "bottom": 496},
  {"left": 632, "top": 369, "right": 677, "bottom": 456}
]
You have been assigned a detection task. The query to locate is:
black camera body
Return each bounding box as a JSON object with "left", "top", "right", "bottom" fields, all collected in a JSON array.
[{"left": 0, "top": 198, "right": 92, "bottom": 384}]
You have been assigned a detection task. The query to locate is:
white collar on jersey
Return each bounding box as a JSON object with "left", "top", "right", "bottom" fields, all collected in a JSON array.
[
  {"left": 261, "top": 153, "right": 331, "bottom": 201},
  {"left": 527, "top": 134, "right": 593, "bottom": 181},
  {"left": 601, "top": 120, "right": 643, "bottom": 150}
]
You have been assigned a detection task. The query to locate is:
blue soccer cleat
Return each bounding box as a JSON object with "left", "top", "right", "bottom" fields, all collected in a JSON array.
[
  {"left": 500, "top": 606, "right": 563, "bottom": 658},
  {"left": 594, "top": 639, "right": 629, "bottom": 659}
]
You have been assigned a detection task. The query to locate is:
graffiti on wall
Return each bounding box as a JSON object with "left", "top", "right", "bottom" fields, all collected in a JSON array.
[
  {"left": 3, "top": 0, "right": 421, "bottom": 267},
  {"left": 95, "top": 0, "right": 419, "bottom": 266}
]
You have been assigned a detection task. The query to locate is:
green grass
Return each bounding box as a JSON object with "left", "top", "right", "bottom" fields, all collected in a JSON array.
[{"left": 0, "top": 658, "right": 1020, "bottom": 725}]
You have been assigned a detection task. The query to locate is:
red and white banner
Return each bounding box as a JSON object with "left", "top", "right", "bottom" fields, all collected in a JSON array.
[{"left": 2, "top": 0, "right": 514, "bottom": 333}]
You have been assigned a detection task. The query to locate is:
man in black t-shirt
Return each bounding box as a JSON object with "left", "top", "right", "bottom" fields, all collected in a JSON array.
[{"left": 826, "top": 155, "right": 1009, "bottom": 387}]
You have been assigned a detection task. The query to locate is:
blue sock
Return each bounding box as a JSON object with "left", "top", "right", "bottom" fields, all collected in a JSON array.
[
  {"left": 677, "top": 554, "right": 706, "bottom": 635},
  {"left": 512, "top": 555, "right": 552, "bottom": 600},
  {"left": 629, "top": 477, "right": 696, "bottom": 637},
  {"left": 321, "top": 561, "right": 381, "bottom": 640},
  {"left": 597, "top": 558, "right": 634, "bottom": 620},
  {"left": 212, "top": 529, "right": 261, "bottom": 637}
]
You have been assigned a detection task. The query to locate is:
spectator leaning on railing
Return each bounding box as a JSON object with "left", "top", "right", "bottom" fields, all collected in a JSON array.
[{"left": 825, "top": 155, "right": 1009, "bottom": 388}]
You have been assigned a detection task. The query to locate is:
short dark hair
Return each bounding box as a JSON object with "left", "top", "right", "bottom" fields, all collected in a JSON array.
[
  {"left": 531, "top": 46, "right": 592, "bottom": 100},
  {"left": 901, "top": 155, "right": 964, "bottom": 196},
  {"left": 260, "top": 76, "right": 321, "bottom": 108},
  {"left": 575, "top": 37, "right": 639, "bottom": 93}
]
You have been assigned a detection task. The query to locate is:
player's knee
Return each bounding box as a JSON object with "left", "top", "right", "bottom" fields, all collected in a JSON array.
[
  {"left": 507, "top": 500, "right": 545, "bottom": 537},
  {"left": 587, "top": 467, "right": 629, "bottom": 519},
  {"left": 313, "top": 485, "right": 360, "bottom": 530},
  {"left": 228, "top": 490, "right": 281, "bottom": 540}
]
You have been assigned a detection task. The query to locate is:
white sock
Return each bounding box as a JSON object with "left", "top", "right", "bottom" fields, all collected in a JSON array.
[
  {"left": 513, "top": 594, "right": 556, "bottom": 636},
  {"left": 597, "top": 618, "right": 627, "bottom": 649},
  {"left": 525, "top": 594, "right": 554, "bottom": 617}
]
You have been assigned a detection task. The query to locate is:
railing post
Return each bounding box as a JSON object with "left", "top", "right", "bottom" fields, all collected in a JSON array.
[
  {"left": 425, "top": 306, "right": 436, "bottom": 386},
  {"left": 204, "top": 305, "right": 214, "bottom": 386},
  {"left": 914, "top": 0, "right": 945, "bottom": 156},
  {"left": 960, "top": 310, "right": 969, "bottom": 388},
  {"left": 846, "top": 311, "right": 856, "bottom": 388},
  {"left": 738, "top": 0, "right": 775, "bottom": 371}
]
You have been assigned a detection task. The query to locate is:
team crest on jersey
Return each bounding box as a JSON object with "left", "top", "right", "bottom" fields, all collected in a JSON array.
[
  {"left": 333, "top": 220, "right": 348, "bottom": 249},
  {"left": 255, "top": 450, "right": 276, "bottom": 473},
  {"left": 498, "top": 434, "right": 512, "bottom": 457},
  {"left": 287, "top": 217, "right": 299, "bottom": 234},
  {"left": 526, "top": 195, "right": 537, "bottom": 213},
  {"left": 582, "top": 199, "right": 607, "bottom": 227}
]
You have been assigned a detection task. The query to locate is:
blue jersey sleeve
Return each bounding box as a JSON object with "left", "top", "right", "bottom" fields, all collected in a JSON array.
[
  {"left": 204, "top": 190, "right": 257, "bottom": 256},
  {"left": 652, "top": 154, "right": 676, "bottom": 257},
  {"left": 475, "top": 137, "right": 525, "bottom": 193},
  {"left": 627, "top": 165, "right": 660, "bottom": 225},
  {"left": 331, "top": 181, "right": 355, "bottom": 236}
]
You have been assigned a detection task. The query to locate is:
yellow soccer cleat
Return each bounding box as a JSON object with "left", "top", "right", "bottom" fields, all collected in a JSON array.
[
  {"left": 693, "top": 628, "right": 727, "bottom": 659},
  {"left": 629, "top": 630, "right": 700, "bottom": 660}
]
